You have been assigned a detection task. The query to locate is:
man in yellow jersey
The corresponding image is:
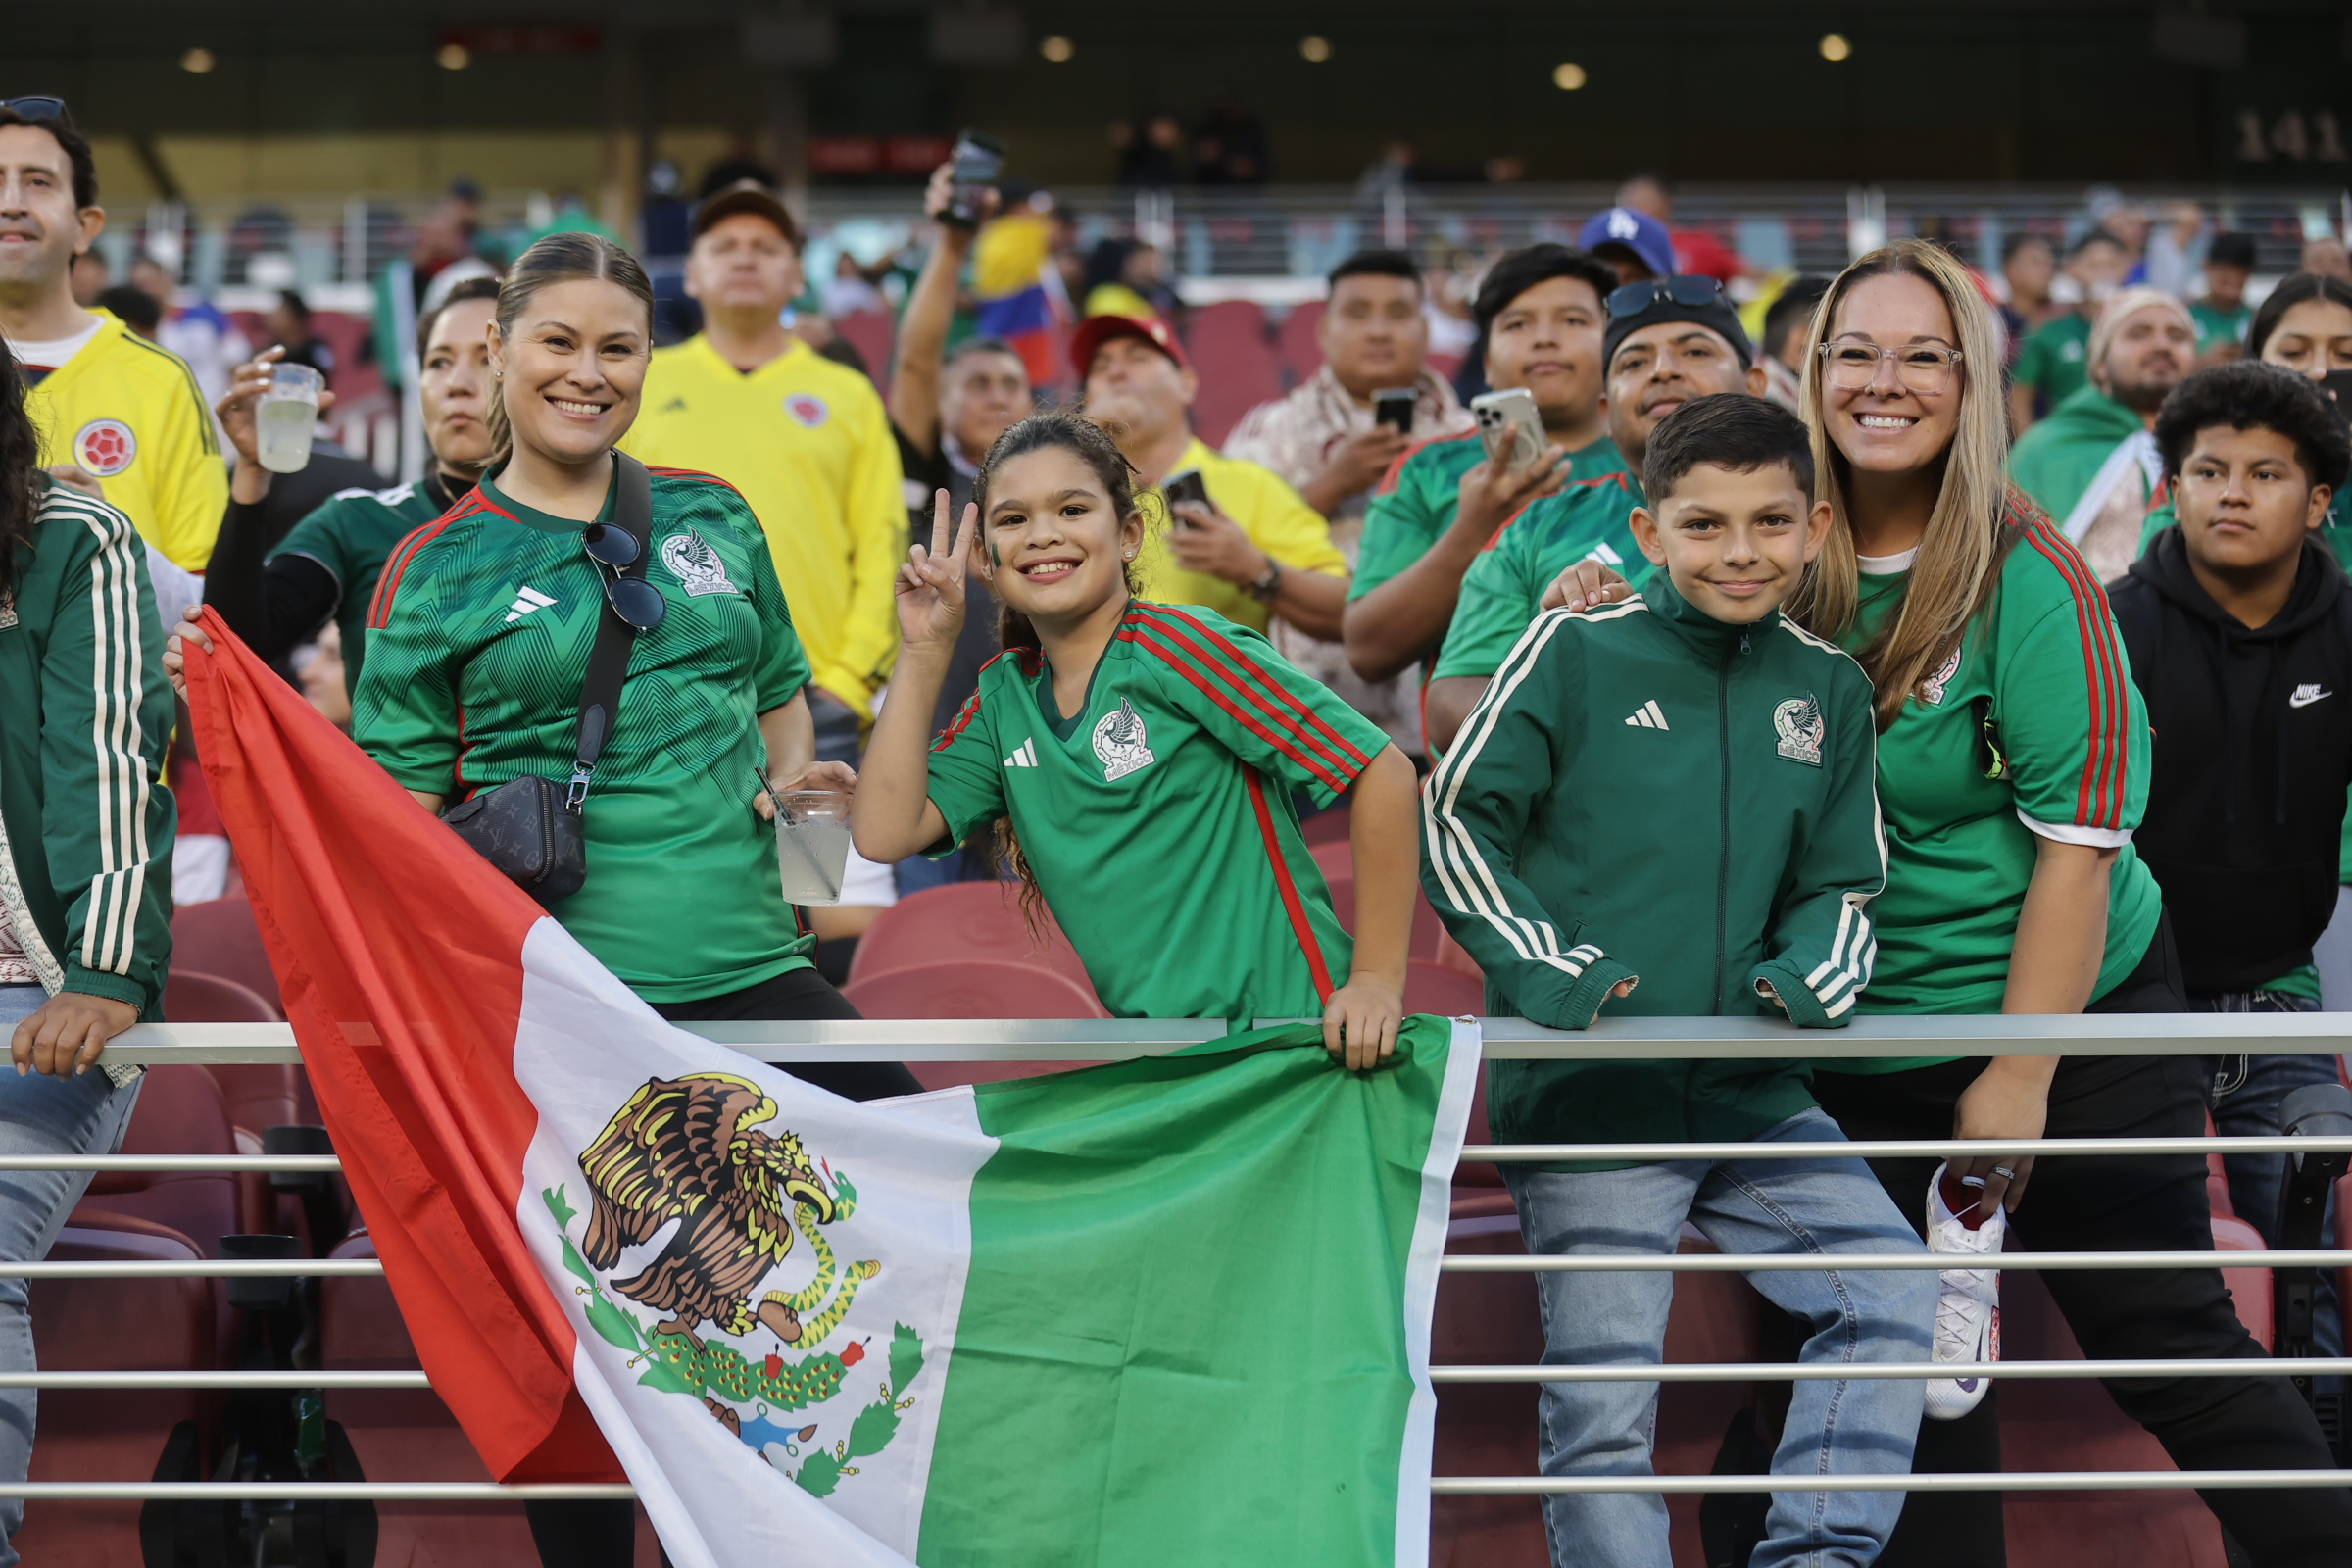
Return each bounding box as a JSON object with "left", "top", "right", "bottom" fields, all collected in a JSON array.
[
  {"left": 621, "top": 181, "right": 905, "bottom": 737},
  {"left": 0, "top": 101, "right": 223, "bottom": 573},
  {"left": 1074, "top": 315, "right": 1348, "bottom": 639}
]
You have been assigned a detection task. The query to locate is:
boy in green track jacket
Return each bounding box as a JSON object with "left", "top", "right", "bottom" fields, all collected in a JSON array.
[{"left": 1422, "top": 396, "right": 1930, "bottom": 1568}]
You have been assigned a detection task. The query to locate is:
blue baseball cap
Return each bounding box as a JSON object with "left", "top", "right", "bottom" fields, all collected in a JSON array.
[{"left": 1578, "top": 207, "right": 1676, "bottom": 281}]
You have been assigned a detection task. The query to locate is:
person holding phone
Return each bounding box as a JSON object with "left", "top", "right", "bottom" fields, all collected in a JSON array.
[
  {"left": 1074, "top": 314, "right": 1349, "bottom": 640},
  {"left": 1343, "top": 244, "right": 1622, "bottom": 687}
]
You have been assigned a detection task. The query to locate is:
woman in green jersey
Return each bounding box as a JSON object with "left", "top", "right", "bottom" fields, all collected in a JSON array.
[
  {"left": 1793, "top": 239, "right": 2352, "bottom": 1567},
  {"left": 855, "top": 412, "right": 1420, "bottom": 1065}
]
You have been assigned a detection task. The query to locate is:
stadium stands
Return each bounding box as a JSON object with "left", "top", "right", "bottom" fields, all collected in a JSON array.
[{"left": 1184, "top": 300, "right": 1284, "bottom": 447}]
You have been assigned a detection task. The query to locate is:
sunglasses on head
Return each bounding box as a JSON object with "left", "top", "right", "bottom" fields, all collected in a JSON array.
[
  {"left": 581, "top": 523, "right": 666, "bottom": 632},
  {"left": 1606, "top": 274, "right": 1728, "bottom": 319},
  {"left": 0, "top": 97, "right": 71, "bottom": 127}
]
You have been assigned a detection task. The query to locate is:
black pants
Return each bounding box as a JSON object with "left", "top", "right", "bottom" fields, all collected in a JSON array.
[
  {"left": 1811, "top": 919, "right": 2352, "bottom": 1568},
  {"left": 526, "top": 965, "right": 919, "bottom": 1565}
]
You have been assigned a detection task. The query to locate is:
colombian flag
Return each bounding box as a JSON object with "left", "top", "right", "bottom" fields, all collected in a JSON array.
[{"left": 970, "top": 210, "right": 1064, "bottom": 392}]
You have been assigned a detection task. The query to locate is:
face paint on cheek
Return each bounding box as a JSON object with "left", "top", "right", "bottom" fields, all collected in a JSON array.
[{"left": 988, "top": 540, "right": 1002, "bottom": 569}]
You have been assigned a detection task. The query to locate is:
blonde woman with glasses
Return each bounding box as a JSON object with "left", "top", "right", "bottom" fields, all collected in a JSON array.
[{"left": 1792, "top": 239, "right": 2352, "bottom": 1568}]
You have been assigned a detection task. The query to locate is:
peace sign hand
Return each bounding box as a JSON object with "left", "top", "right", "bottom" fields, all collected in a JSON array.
[{"left": 897, "top": 488, "right": 979, "bottom": 651}]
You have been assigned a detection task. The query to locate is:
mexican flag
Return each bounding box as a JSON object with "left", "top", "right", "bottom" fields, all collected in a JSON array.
[{"left": 181, "top": 609, "right": 1478, "bottom": 1568}]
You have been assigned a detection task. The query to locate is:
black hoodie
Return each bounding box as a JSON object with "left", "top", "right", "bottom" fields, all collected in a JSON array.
[{"left": 2110, "top": 527, "right": 2352, "bottom": 994}]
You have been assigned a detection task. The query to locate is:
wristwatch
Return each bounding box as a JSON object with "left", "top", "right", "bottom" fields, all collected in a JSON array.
[{"left": 1246, "top": 556, "right": 1284, "bottom": 603}]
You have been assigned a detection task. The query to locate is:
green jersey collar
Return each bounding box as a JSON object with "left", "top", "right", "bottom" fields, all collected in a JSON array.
[{"left": 478, "top": 457, "right": 619, "bottom": 535}]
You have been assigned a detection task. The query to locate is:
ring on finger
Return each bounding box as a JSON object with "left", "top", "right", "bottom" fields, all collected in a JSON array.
[{"left": 1990, "top": 1164, "right": 2018, "bottom": 1180}]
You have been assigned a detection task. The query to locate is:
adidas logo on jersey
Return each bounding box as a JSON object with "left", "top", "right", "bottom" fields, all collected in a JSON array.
[
  {"left": 1624, "top": 700, "right": 1669, "bottom": 730},
  {"left": 503, "top": 585, "right": 557, "bottom": 624},
  {"left": 1003, "top": 738, "right": 1040, "bottom": 768}
]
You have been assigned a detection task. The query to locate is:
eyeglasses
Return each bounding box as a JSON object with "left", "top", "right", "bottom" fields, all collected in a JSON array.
[
  {"left": 1820, "top": 340, "right": 1965, "bottom": 393},
  {"left": 1606, "top": 274, "right": 1728, "bottom": 319},
  {"left": 581, "top": 523, "right": 666, "bottom": 632},
  {"left": 0, "top": 98, "right": 71, "bottom": 126}
]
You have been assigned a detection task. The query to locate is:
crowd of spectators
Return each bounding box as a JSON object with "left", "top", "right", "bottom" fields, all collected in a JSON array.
[{"left": 14, "top": 83, "right": 2352, "bottom": 1566}]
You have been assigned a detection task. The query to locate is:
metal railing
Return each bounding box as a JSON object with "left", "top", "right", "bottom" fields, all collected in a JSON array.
[{"left": 19, "top": 1013, "right": 2352, "bottom": 1508}]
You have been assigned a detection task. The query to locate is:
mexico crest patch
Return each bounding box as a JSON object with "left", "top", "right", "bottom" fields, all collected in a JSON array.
[
  {"left": 1773, "top": 695, "right": 1825, "bottom": 766},
  {"left": 662, "top": 530, "right": 738, "bottom": 596},
  {"left": 1093, "top": 698, "right": 1155, "bottom": 782}
]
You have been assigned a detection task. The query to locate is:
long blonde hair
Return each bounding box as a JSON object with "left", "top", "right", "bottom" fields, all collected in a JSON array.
[{"left": 1786, "top": 238, "right": 2019, "bottom": 730}]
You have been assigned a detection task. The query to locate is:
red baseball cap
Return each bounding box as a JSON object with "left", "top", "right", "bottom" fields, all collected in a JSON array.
[{"left": 1068, "top": 314, "right": 1189, "bottom": 380}]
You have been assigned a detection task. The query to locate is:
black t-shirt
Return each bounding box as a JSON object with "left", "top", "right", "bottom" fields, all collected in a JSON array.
[{"left": 894, "top": 420, "right": 1000, "bottom": 741}]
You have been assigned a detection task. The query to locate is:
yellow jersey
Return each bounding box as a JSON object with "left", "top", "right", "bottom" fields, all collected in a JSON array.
[
  {"left": 1137, "top": 437, "right": 1348, "bottom": 634},
  {"left": 22, "top": 309, "right": 226, "bottom": 572},
  {"left": 620, "top": 335, "right": 906, "bottom": 717}
]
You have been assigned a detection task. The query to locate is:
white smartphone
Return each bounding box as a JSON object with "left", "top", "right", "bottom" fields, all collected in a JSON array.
[{"left": 1471, "top": 388, "right": 1547, "bottom": 469}]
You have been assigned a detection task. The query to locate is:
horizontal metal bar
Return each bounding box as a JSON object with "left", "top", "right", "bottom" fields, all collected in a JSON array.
[
  {"left": 1433, "top": 1358, "right": 2352, "bottom": 1383},
  {"left": 0, "top": 1260, "right": 382, "bottom": 1279},
  {"left": 1466, "top": 1137, "right": 2352, "bottom": 1162},
  {"left": 0, "top": 1154, "right": 342, "bottom": 1173},
  {"left": 1440, "top": 1250, "right": 2352, "bottom": 1273},
  {"left": 0, "top": 1371, "right": 428, "bottom": 1390},
  {"left": 1432, "top": 1471, "right": 2352, "bottom": 1495},
  {"left": 0, "top": 1482, "right": 636, "bottom": 1501},
  {"left": 94, "top": 1013, "right": 2352, "bottom": 1066}
]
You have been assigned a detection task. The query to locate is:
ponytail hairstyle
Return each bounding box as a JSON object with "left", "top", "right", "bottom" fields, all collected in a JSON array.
[
  {"left": 484, "top": 231, "right": 656, "bottom": 469},
  {"left": 0, "top": 338, "right": 43, "bottom": 599},
  {"left": 965, "top": 410, "right": 1151, "bottom": 923},
  {"left": 1786, "top": 237, "right": 2020, "bottom": 731}
]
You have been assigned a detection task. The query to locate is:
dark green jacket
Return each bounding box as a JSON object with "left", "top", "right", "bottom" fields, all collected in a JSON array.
[
  {"left": 1420, "top": 573, "right": 1885, "bottom": 1150},
  {"left": 0, "top": 480, "right": 175, "bottom": 1015}
]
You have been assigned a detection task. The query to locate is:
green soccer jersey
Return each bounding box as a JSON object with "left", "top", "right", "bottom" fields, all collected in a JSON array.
[
  {"left": 2189, "top": 299, "right": 2253, "bottom": 357},
  {"left": 2014, "top": 313, "right": 2093, "bottom": 410},
  {"left": 1433, "top": 471, "right": 1655, "bottom": 682},
  {"left": 272, "top": 478, "right": 446, "bottom": 701},
  {"left": 1350, "top": 429, "right": 1626, "bottom": 604},
  {"left": 355, "top": 460, "right": 816, "bottom": 1003},
  {"left": 1824, "top": 497, "right": 2161, "bottom": 1056},
  {"left": 924, "top": 602, "right": 1392, "bottom": 1023}
]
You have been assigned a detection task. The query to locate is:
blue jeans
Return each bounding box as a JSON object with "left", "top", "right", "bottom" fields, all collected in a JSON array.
[
  {"left": 2199, "top": 991, "right": 2345, "bottom": 1359},
  {"left": 1504, "top": 1108, "right": 1935, "bottom": 1568},
  {"left": 0, "top": 985, "right": 144, "bottom": 1566}
]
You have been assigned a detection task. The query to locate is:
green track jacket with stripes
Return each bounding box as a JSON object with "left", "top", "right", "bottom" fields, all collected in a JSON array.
[
  {"left": 0, "top": 480, "right": 175, "bottom": 1016},
  {"left": 1421, "top": 573, "right": 1886, "bottom": 1152}
]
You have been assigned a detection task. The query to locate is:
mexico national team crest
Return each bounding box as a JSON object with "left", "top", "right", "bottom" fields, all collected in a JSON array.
[
  {"left": 784, "top": 393, "right": 830, "bottom": 429},
  {"left": 1774, "top": 695, "right": 1826, "bottom": 766},
  {"left": 661, "top": 529, "right": 738, "bottom": 596},
  {"left": 1093, "top": 698, "right": 1155, "bottom": 782},
  {"left": 549, "top": 1073, "right": 922, "bottom": 1494},
  {"left": 1920, "top": 646, "right": 1963, "bottom": 707},
  {"left": 73, "top": 418, "right": 136, "bottom": 477}
]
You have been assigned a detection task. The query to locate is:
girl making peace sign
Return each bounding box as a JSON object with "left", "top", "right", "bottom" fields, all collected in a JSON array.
[{"left": 855, "top": 412, "right": 1418, "bottom": 1063}]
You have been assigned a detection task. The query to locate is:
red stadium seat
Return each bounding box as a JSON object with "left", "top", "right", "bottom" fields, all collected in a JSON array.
[
  {"left": 831, "top": 310, "right": 897, "bottom": 393},
  {"left": 1301, "top": 802, "right": 1351, "bottom": 847},
  {"left": 75, "top": 1065, "right": 238, "bottom": 1260},
  {"left": 1184, "top": 301, "right": 1282, "bottom": 448},
  {"left": 1316, "top": 868, "right": 1452, "bottom": 963},
  {"left": 166, "top": 971, "right": 318, "bottom": 1240},
  {"left": 846, "top": 882, "right": 1100, "bottom": 1002},
  {"left": 1275, "top": 299, "right": 1324, "bottom": 389},
  {"left": 1432, "top": 930, "right": 1484, "bottom": 982},
  {"left": 1405, "top": 959, "right": 1484, "bottom": 1019},
  {"left": 845, "top": 960, "right": 1108, "bottom": 1092},
  {"left": 171, "top": 895, "right": 280, "bottom": 1011},
  {"left": 12, "top": 1212, "right": 217, "bottom": 1566}
]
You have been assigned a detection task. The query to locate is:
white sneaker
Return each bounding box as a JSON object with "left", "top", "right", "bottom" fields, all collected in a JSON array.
[{"left": 1924, "top": 1162, "right": 2002, "bottom": 1420}]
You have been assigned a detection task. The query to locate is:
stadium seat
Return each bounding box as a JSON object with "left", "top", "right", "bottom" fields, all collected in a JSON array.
[
  {"left": 831, "top": 310, "right": 896, "bottom": 393},
  {"left": 1404, "top": 959, "right": 1484, "bottom": 1019},
  {"left": 171, "top": 895, "right": 281, "bottom": 1010},
  {"left": 1432, "top": 930, "right": 1484, "bottom": 982},
  {"left": 1316, "top": 868, "right": 1452, "bottom": 962},
  {"left": 165, "top": 971, "right": 321, "bottom": 1241},
  {"left": 13, "top": 1212, "right": 217, "bottom": 1567},
  {"left": 1274, "top": 299, "right": 1324, "bottom": 389},
  {"left": 847, "top": 959, "right": 1109, "bottom": 1092},
  {"left": 1300, "top": 803, "right": 1350, "bottom": 847},
  {"left": 846, "top": 882, "right": 1100, "bottom": 1002},
  {"left": 1183, "top": 301, "right": 1282, "bottom": 448},
  {"left": 75, "top": 1065, "right": 238, "bottom": 1260}
]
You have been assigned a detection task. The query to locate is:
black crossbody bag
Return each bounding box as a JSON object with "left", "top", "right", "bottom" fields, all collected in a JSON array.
[{"left": 440, "top": 454, "right": 654, "bottom": 905}]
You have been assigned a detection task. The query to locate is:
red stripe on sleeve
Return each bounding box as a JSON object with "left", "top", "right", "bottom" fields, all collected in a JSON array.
[
  {"left": 2017, "top": 506, "right": 2130, "bottom": 828},
  {"left": 1121, "top": 625, "right": 1358, "bottom": 796},
  {"left": 1372, "top": 430, "right": 1477, "bottom": 499},
  {"left": 1243, "top": 764, "right": 1336, "bottom": 1004},
  {"left": 1133, "top": 605, "right": 1376, "bottom": 772},
  {"left": 366, "top": 503, "right": 475, "bottom": 629}
]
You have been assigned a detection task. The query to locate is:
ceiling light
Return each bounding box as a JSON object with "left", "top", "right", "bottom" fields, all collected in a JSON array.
[
  {"left": 1040, "top": 35, "right": 1074, "bottom": 63},
  {"left": 437, "top": 43, "right": 471, "bottom": 71},
  {"left": 1300, "top": 36, "right": 1332, "bottom": 63},
  {"left": 1552, "top": 62, "right": 1588, "bottom": 91},
  {"left": 180, "top": 47, "right": 216, "bottom": 74},
  {"left": 1819, "top": 33, "right": 1853, "bottom": 62}
]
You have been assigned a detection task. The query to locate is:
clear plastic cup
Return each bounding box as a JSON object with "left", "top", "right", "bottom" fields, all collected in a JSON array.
[
  {"left": 256, "top": 362, "right": 323, "bottom": 474},
  {"left": 776, "top": 789, "right": 853, "bottom": 906}
]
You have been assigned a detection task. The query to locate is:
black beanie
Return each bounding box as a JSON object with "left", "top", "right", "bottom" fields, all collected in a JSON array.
[{"left": 1603, "top": 291, "right": 1755, "bottom": 373}]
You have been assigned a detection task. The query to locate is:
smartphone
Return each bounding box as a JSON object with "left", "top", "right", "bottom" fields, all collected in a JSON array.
[
  {"left": 1471, "top": 387, "right": 1547, "bottom": 469},
  {"left": 2323, "top": 369, "right": 2352, "bottom": 431},
  {"left": 1373, "top": 387, "right": 1415, "bottom": 435},
  {"left": 944, "top": 130, "right": 1007, "bottom": 230},
  {"left": 1163, "top": 467, "right": 1210, "bottom": 525}
]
